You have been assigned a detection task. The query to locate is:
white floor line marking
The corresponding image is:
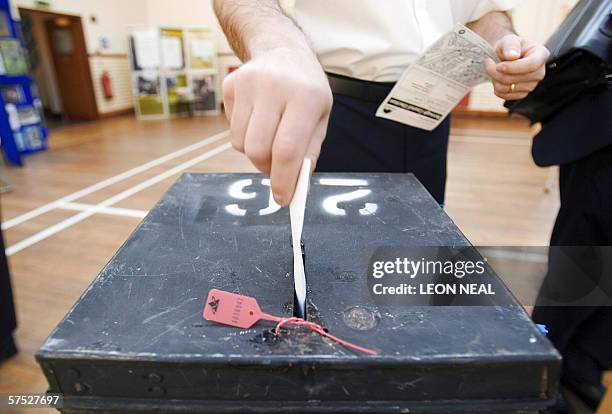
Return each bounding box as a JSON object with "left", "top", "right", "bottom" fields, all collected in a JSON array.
[
  {"left": 1, "top": 130, "right": 229, "bottom": 230},
  {"left": 481, "top": 248, "right": 548, "bottom": 263},
  {"left": 58, "top": 202, "right": 148, "bottom": 218},
  {"left": 451, "top": 128, "right": 534, "bottom": 138},
  {"left": 5, "top": 142, "right": 232, "bottom": 256},
  {"left": 450, "top": 135, "right": 531, "bottom": 146}
]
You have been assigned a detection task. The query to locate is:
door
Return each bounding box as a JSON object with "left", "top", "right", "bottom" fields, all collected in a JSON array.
[{"left": 45, "top": 15, "right": 98, "bottom": 120}]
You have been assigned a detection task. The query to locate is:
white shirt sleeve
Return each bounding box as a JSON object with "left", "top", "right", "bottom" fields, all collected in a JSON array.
[{"left": 451, "top": 0, "right": 521, "bottom": 24}]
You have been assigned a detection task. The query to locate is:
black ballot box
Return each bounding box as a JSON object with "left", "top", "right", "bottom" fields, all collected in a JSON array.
[{"left": 37, "top": 173, "right": 560, "bottom": 413}]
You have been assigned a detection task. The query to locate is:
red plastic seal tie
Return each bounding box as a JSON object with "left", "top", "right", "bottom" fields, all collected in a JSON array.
[
  {"left": 273, "top": 317, "right": 378, "bottom": 356},
  {"left": 203, "top": 289, "right": 378, "bottom": 355}
]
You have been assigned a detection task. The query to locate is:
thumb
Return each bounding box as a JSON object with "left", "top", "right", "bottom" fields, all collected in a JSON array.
[{"left": 496, "top": 34, "right": 522, "bottom": 61}]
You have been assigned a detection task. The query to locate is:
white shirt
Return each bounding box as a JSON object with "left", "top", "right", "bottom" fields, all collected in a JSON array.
[{"left": 291, "top": 0, "right": 519, "bottom": 82}]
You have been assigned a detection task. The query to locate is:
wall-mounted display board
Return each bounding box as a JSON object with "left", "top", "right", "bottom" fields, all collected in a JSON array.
[
  {"left": 135, "top": 71, "right": 163, "bottom": 116},
  {"left": 0, "top": 0, "right": 48, "bottom": 166},
  {"left": 186, "top": 29, "right": 215, "bottom": 69},
  {"left": 128, "top": 26, "right": 220, "bottom": 120}
]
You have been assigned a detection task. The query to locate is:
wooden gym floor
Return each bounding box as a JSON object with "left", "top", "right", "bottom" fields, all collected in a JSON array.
[{"left": 0, "top": 113, "right": 568, "bottom": 412}]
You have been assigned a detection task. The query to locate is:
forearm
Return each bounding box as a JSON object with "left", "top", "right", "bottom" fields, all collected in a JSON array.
[
  {"left": 467, "top": 11, "right": 515, "bottom": 46},
  {"left": 213, "top": 0, "right": 312, "bottom": 61}
]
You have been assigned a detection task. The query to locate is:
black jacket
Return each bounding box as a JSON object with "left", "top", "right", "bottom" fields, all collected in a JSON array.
[{"left": 532, "top": 84, "right": 612, "bottom": 166}]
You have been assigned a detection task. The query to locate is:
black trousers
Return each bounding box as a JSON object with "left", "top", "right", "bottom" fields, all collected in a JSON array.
[
  {"left": 0, "top": 225, "right": 17, "bottom": 351},
  {"left": 532, "top": 144, "right": 612, "bottom": 385},
  {"left": 316, "top": 92, "right": 451, "bottom": 204}
]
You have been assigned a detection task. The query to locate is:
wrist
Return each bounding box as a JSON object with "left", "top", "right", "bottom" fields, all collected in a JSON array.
[
  {"left": 468, "top": 11, "right": 516, "bottom": 47},
  {"left": 247, "top": 21, "right": 313, "bottom": 60}
]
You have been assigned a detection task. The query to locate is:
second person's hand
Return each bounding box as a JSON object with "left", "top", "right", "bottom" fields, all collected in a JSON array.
[{"left": 486, "top": 34, "right": 549, "bottom": 100}]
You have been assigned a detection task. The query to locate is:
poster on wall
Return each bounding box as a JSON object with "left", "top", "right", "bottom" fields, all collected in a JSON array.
[
  {"left": 192, "top": 73, "right": 218, "bottom": 113},
  {"left": 135, "top": 71, "right": 164, "bottom": 116},
  {"left": 128, "top": 25, "right": 220, "bottom": 120},
  {"left": 160, "top": 28, "right": 184, "bottom": 70},
  {"left": 165, "top": 73, "right": 190, "bottom": 115},
  {"left": 132, "top": 30, "right": 160, "bottom": 70},
  {"left": 187, "top": 29, "right": 215, "bottom": 69}
]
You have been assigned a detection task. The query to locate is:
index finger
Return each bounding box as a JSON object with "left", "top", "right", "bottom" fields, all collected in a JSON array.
[
  {"left": 222, "top": 72, "right": 236, "bottom": 121},
  {"left": 497, "top": 46, "right": 548, "bottom": 75},
  {"left": 269, "top": 104, "right": 318, "bottom": 206}
]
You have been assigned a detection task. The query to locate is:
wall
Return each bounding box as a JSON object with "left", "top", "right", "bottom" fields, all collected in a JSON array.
[
  {"left": 15, "top": 1, "right": 575, "bottom": 117},
  {"left": 143, "top": 0, "right": 240, "bottom": 78},
  {"left": 13, "top": 0, "right": 237, "bottom": 115},
  {"left": 89, "top": 55, "right": 133, "bottom": 114},
  {"left": 15, "top": 0, "right": 148, "bottom": 54},
  {"left": 14, "top": 0, "right": 148, "bottom": 115}
]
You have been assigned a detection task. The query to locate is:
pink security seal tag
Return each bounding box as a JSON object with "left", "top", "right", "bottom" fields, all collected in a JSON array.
[{"left": 203, "top": 289, "right": 280, "bottom": 329}]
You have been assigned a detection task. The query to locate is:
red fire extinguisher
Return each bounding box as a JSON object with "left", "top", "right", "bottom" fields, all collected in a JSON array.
[{"left": 101, "top": 71, "right": 113, "bottom": 100}]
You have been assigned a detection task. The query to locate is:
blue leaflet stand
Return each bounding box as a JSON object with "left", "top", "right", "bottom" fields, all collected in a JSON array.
[{"left": 0, "top": 0, "right": 49, "bottom": 166}]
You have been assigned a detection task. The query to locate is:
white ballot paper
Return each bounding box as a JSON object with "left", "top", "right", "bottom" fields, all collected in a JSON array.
[
  {"left": 376, "top": 24, "right": 499, "bottom": 131},
  {"left": 290, "top": 158, "right": 312, "bottom": 318}
]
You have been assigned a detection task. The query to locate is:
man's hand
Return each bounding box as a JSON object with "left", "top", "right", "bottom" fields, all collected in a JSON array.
[
  {"left": 214, "top": 0, "right": 332, "bottom": 206},
  {"left": 223, "top": 47, "right": 332, "bottom": 206},
  {"left": 485, "top": 34, "right": 550, "bottom": 100}
]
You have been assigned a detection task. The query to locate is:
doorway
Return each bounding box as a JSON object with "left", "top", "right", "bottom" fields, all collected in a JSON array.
[{"left": 19, "top": 8, "right": 98, "bottom": 123}]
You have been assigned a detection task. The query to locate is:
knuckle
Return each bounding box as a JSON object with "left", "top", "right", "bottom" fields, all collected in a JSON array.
[
  {"left": 222, "top": 76, "right": 236, "bottom": 97},
  {"left": 230, "top": 136, "right": 244, "bottom": 153},
  {"left": 493, "top": 82, "right": 505, "bottom": 93},
  {"left": 490, "top": 72, "right": 504, "bottom": 82},
  {"left": 232, "top": 67, "right": 263, "bottom": 91},
  {"left": 273, "top": 139, "right": 297, "bottom": 164},
  {"left": 222, "top": 77, "right": 234, "bottom": 100},
  {"left": 498, "top": 74, "right": 511, "bottom": 84},
  {"left": 319, "top": 87, "right": 334, "bottom": 110},
  {"left": 233, "top": 72, "right": 253, "bottom": 90},
  {"left": 295, "top": 82, "right": 332, "bottom": 109},
  {"left": 244, "top": 140, "right": 269, "bottom": 164},
  {"left": 222, "top": 90, "right": 233, "bottom": 108},
  {"left": 222, "top": 72, "right": 234, "bottom": 89},
  {"left": 222, "top": 86, "right": 231, "bottom": 100}
]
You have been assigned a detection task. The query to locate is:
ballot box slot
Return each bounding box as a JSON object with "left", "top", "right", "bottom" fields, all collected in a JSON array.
[{"left": 292, "top": 239, "right": 307, "bottom": 320}]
